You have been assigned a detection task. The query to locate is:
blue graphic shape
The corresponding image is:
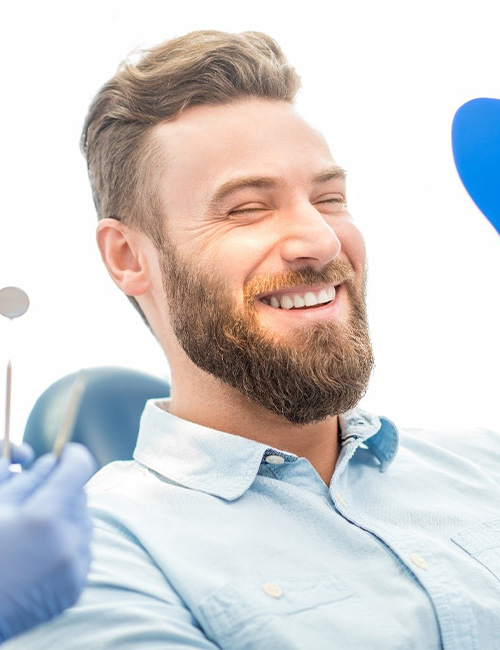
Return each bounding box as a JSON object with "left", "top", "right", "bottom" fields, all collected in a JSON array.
[{"left": 452, "top": 98, "right": 500, "bottom": 235}]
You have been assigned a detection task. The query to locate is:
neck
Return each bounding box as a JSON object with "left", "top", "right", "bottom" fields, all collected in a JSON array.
[{"left": 169, "top": 366, "right": 340, "bottom": 486}]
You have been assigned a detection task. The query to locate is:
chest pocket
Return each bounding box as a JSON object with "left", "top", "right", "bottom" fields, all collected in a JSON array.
[
  {"left": 200, "top": 575, "right": 356, "bottom": 650},
  {"left": 197, "top": 574, "right": 393, "bottom": 650},
  {"left": 452, "top": 518, "right": 500, "bottom": 582}
]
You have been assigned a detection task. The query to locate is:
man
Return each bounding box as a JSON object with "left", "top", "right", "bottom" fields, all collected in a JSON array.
[{"left": 6, "top": 30, "right": 500, "bottom": 649}]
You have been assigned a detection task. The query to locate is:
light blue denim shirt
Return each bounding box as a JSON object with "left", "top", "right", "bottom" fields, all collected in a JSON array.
[{"left": 7, "top": 400, "right": 500, "bottom": 649}]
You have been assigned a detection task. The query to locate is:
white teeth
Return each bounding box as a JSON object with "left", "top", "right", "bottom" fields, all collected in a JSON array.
[
  {"left": 304, "top": 292, "right": 318, "bottom": 307},
  {"left": 263, "top": 285, "right": 338, "bottom": 309},
  {"left": 280, "top": 295, "right": 294, "bottom": 310},
  {"left": 317, "top": 289, "right": 329, "bottom": 304},
  {"left": 270, "top": 296, "right": 280, "bottom": 308}
]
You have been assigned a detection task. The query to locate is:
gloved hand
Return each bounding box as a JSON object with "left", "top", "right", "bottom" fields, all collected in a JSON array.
[{"left": 0, "top": 443, "right": 96, "bottom": 642}]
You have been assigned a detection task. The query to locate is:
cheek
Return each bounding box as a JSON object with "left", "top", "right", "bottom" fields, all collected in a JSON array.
[
  {"left": 196, "top": 226, "right": 280, "bottom": 285},
  {"left": 339, "top": 222, "right": 366, "bottom": 274}
]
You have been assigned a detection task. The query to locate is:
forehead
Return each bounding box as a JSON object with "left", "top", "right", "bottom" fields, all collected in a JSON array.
[
  {"left": 156, "top": 99, "right": 329, "bottom": 144},
  {"left": 152, "top": 100, "right": 338, "bottom": 194}
]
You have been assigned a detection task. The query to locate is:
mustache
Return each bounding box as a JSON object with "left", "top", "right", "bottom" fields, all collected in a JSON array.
[{"left": 244, "top": 259, "right": 356, "bottom": 300}]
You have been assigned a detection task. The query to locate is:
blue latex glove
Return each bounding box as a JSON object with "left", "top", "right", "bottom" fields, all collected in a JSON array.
[{"left": 0, "top": 443, "right": 96, "bottom": 642}]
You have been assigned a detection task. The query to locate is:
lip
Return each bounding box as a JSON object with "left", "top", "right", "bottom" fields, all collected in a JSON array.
[{"left": 255, "top": 282, "right": 346, "bottom": 323}]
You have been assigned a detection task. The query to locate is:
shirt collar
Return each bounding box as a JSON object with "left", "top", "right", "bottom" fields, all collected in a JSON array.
[
  {"left": 339, "top": 408, "right": 399, "bottom": 473},
  {"left": 133, "top": 399, "right": 399, "bottom": 500}
]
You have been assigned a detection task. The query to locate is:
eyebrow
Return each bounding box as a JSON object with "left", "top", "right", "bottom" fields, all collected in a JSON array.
[{"left": 208, "top": 165, "right": 346, "bottom": 212}]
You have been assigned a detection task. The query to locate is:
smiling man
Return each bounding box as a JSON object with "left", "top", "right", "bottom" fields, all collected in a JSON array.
[
  {"left": 121, "top": 99, "right": 374, "bottom": 480},
  {"left": 7, "top": 30, "right": 500, "bottom": 650}
]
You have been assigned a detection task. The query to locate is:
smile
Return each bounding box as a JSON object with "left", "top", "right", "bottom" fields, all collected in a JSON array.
[{"left": 259, "top": 284, "right": 338, "bottom": 310}]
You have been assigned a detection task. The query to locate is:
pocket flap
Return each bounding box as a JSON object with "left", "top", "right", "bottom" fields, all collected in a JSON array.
[
  {"left": 199, "top": 573, "right": 356, "bottom": 640},
  {"left": 452, "top": 518, "right": 500, "bottom": 582},
  {"left": 452, "top": 518, "right": 500, "bottom": 555}
]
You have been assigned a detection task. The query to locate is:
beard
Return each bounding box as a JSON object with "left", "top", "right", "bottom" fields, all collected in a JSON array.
[{"left": 159, "top": 244, "right": 374, "bottom": 425}]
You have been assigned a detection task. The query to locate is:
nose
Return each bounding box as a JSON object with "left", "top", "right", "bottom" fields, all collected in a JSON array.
[{"left": 278, "top": 201, "right": 342, "bottom": 267}]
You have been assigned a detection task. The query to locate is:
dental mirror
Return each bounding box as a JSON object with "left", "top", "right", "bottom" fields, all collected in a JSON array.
[
  {"left": 0, "top": 287, "right": 30, "bottom": 459},
  {"left": 0, "top": 286, "right": 30, "bottom": 319}
]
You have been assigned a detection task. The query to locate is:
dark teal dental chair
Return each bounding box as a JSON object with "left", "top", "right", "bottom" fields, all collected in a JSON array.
[{"left": 23, "top": 367, "right": 170, "bottom": 471}]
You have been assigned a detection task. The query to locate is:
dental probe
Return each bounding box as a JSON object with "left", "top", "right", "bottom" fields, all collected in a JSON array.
[
  {"left": 0, "top": 287, "right": 30, "bottom": 460},
  {"left": 52, "top": 369, "right": 87, "bottom": 458}
]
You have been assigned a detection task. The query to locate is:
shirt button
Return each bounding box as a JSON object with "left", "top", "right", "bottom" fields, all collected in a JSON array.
[
  {"left": 410, "top": 553, "right": 428, "bottom": 570},
  {"left": 333, "top": 491, "right": 347, "bottom": 507},
  {"left": 265, "top": 455, "right": 285, "bottom": 465},
  {"left": 263, "top": 582, "right": 284, "bottom": 598}
]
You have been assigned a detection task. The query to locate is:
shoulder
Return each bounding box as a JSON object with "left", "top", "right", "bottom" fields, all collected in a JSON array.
[
  {"left": 87, "top": 459, "right": 180, "bottom": 507},
  {"left": 396, "top": 424, "right": 500, "bottom": 481},
  {"left": 398, "top": 424, "right": 500, "bottom": 453},
  {"left": 85, "top": 459, "right": 211, "bottom": 547},
  {"left": 86, "top": 459, "right": 144, "bottom": 493}
]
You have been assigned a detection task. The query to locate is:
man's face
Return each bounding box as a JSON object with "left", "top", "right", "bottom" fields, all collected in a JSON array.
[{"left": 152, "top": 99, "right": 373, "bottom": 423}]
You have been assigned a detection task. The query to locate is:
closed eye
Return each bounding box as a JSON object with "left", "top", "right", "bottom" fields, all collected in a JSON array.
[
  {"left": 228, "top": 205, "right": 271, "bottom": 216},
  {"left": 316, "top": 196, "right": 347, "bottom": 211}
]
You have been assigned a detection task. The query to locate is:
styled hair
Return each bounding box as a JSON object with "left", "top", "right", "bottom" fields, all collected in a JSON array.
[{"left": 81, "top": 30, "right": 301, "bottom": 320}]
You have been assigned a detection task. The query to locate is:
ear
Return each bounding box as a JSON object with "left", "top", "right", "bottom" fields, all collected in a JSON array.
[{"left": 96, "top": 219, "right": 153, "bottom": 296}]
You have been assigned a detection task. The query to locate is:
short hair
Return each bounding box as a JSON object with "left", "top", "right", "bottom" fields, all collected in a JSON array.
[{"left": 81, "top": 30, "right": 301, "bottom": 321}]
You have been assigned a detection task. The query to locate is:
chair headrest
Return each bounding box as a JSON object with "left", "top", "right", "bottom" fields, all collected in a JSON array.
[{"left": 23, "top": 367, "right": 170, "bottom": 469}]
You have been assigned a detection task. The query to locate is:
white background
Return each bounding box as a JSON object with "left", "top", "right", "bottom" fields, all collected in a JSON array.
[{"left": 1, "top": 0, "right": 499, "bottom": 442}]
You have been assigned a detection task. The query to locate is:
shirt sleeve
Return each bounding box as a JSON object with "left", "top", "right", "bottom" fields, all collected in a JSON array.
[{"left": 2, "top": 519, "right": 221, "bottom": 649}]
